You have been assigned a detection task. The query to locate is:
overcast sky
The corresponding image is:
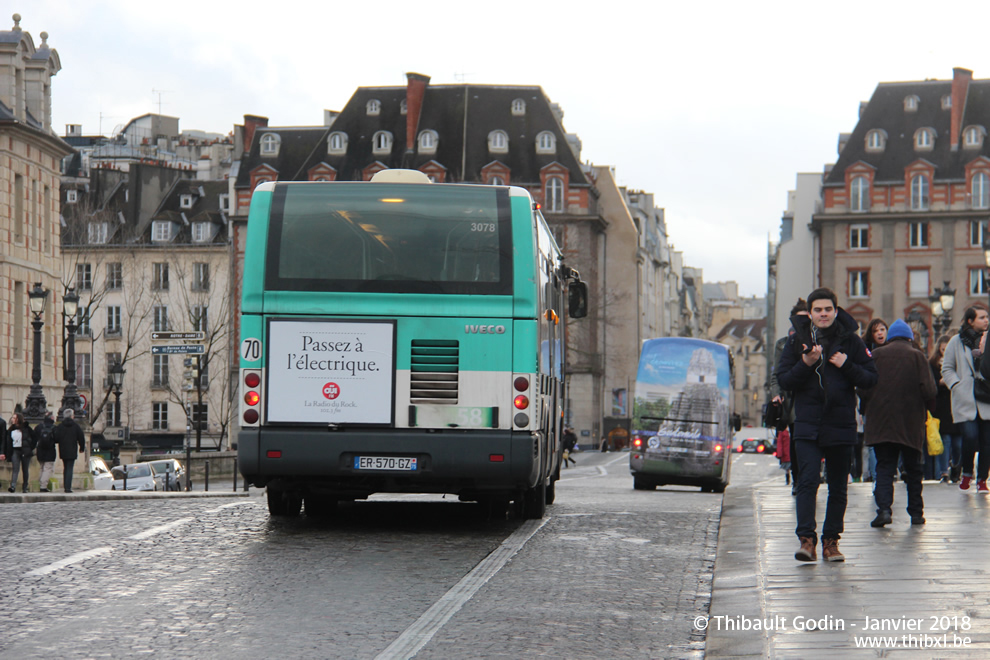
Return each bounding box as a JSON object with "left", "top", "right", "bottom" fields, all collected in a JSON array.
[{"left": 23, "top": 0, "right": 990, "bottom": 297}]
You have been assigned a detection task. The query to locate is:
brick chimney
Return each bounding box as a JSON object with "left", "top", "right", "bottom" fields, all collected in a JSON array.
[
  {"left": 405, "top": 73, "right": 431, "bottom": 152},
  {"left": 950, "top": 67, "right": 973, "bottom": 151},
  {"left": 243, "top": 114, "right": 269, "bottom": 153}
]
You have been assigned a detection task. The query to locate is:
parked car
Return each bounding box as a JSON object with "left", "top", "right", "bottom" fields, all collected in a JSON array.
[
  {"left": 733, "top": 428, "right": 777, "bottom": 454},
  {"left": 147, "top": 458, "right": 185, "bottom": 491},
  {"left": 111, "top": 463, "right": 157, "bottom": 491},
  {"left": 89, "top": 457, "right": 114, "bottom": 490}
]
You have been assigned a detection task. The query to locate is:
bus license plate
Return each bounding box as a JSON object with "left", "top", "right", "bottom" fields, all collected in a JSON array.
[{"left": 354, "top": 456, "right": 417, "bottom": 471}]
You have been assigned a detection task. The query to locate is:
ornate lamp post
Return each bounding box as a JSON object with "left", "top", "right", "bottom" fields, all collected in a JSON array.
[
  {"left": 60, "top": 288, "right": 85, "bottom": 420},
  {"left": 108, "top": 358, "right": 125, "bottom": 423},
  {"left": 23, "top": 282, "right": 50, "bottom": 422},
  {"left": 929, "top": 281, "right": 955, "bottom": 342}
]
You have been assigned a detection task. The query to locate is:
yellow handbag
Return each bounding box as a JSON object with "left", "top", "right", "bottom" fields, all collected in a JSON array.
[{"left": 926, "top": 412, "right": 943, "bottom": 456}]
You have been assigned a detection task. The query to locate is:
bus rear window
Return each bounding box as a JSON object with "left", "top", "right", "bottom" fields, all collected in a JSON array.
[{"left": 265, "top": 183, "right": 512, "bottom": 295}]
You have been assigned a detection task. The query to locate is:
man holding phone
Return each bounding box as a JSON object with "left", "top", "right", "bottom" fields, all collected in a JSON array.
[{"left": 775, "top": 288, "right": 878, "bottom": 562}]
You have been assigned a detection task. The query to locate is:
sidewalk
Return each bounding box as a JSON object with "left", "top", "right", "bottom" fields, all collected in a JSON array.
[
  {"left": 0, "top": 479, "right": 256, "bottom": 504},
  {"left": 708, "top": 478, "right": 990, "bottom": 658}
]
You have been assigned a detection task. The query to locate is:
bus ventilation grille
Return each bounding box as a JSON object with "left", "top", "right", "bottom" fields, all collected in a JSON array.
[{"left": 410, "top": 340, "right": 459, "bottom": 404}]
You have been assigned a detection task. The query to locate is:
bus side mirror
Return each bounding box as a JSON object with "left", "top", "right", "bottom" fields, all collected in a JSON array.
[{"left": 568, "top": 282, "right": 588, "bottom": 319}]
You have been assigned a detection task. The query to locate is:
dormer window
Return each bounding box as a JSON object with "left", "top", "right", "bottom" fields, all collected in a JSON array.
[
  {"left": 418, "top": 130, "right": 438, "bottom": 154},
  {"left": 88, "top": 222, "right": 109, "bottom": 245},
  {"left": 191, "top": 221, "right": 213, "bottom": 243},
  {"left": 488, "top": 130, "right": 509, "bottom": 154},
  {"left": 179, "top": 194, "right": 194, "bottom": 209},
  {"left": 511, "top": 99, "right": 526, "bottom": 116},
  {"left": 260, "top": 133, "right": 280, "bottom": 155},
  {"left": 942, "top": 95, "right": 953, "bottom": 110},
  {"left": 489, "top": 176, "right": 505, "bottom": 186},
  {"left": 536, "top": 131, "right": 556, "bottom": 154},
  {"left": 328, "top": 131, "right": 348, "bottom": 155},
  {"left": 367, "top": 99, "right": 381, "bottom": 116},
  {"left": 218, "top": 194, "right": 229, "bottom": 212},
  {"left": 965, "top": 125, "right": 986, "bottom": 148},
  {"left": 866, "top": 129, "right": 887, "bottom": 152},
  {"left": 850, "top": 176, "right": 870, "bottom": 212},
  {"left": 66, "top": 190, "right": 78, "bottom": 203},
  {"left": 372, "top": 131, "right": 393, "bottom": 155},
  {"left": 400, "top": 99, "right": 407, "bottom": 115},
  {"left": 914, "top": 127, "right": 935, "bottom": 151},
  {"left": 904, "top": 95, "right": 920, "bottom": 112},
  {"left": 152, "top": 220, "right": 174, "bottom": 242},
  {"left": 972, "top": 172, "right": 990, "bottom": 209}
]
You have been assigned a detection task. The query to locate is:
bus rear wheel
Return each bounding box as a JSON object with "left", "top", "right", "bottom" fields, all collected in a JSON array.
[
  {"left": 633, "top": 476, "right": 656, "bottom": 491},
  {"left": 267, "top": 488, "right": 302, "bottom": 517},
  {"left": 518, "top": 478, "right": 547, "bottom": 519}
]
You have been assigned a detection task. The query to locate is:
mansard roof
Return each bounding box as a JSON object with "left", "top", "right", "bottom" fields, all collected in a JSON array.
[
  {"left": 715, "top": 318, "right": 767, "bottom": 346},
  {"left": 825, "top": 78, "right": 990, "bottom": 186},
  {"left": 329, "top": 84, "right": 587, "bottom": 185},
  {"left": 233, "top": 126, "right": 329, "bottom": 189}
]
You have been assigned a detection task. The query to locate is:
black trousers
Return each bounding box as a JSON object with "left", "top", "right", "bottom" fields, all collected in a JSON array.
[
  {"left": 62, "top": 459, "right": 75, "bottom": 491},
  {"left": 873, "top": 443, "right": 924, "bottom": 518},
  {"left": 794, "top": 440, "right": 851, "bottom": 542}
]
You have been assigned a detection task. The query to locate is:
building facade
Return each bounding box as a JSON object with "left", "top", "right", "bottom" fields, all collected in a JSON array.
[
  {"left": 0, "top": 16, "right": 72, "bottom": 420},
  {"left": 813, "top": 67, "right": 990, "bottom": 352}
]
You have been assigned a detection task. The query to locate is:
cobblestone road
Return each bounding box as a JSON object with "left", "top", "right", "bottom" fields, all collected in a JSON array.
[{"left": 0, "top": 451, "right": 774, "bottom": 659}]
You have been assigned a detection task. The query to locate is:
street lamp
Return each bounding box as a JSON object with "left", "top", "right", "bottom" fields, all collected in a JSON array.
[
  {"left": 929, "top": 281, "right": 955, "bottom": 342},
  {"left": 60, "top": 288, "right": 85, "bottom": 420},
  {"left": 23, "top": 282, "right": 49, "bottom": 422},
  {"left": 108, "top": 358, "right": 125, "bottom": 425}
]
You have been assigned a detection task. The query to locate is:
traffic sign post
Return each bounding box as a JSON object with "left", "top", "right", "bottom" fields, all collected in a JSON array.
[{"left": 151, "top": 345, "right": 205, "bottom": 355}]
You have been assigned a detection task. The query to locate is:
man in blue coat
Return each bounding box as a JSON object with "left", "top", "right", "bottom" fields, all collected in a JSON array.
[{"left": 775, "top": 287, "right": 878, "bottom": 562}]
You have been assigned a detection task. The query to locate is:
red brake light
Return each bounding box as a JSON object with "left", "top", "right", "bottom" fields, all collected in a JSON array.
[
  {"left": 757, "top": 445, "right": 765, "bottom": 453},
  {"left": 714, "top": 444, "right": 722, "bottom": 452},
  {"left": 266, "top": 450, "right": 281, "bottom": 459},
  {"left": 736, "top": 445, "right": 743, "bottom": 452},
  {"left": 513, "top": 377, "right": 529, "bottom": 392},
  {"left": 244, "top": 391, "right": 260, "bottom": 406},
  {"left": 489, "top": 454, "right": 505, "bottom": 462},
  {"left": 633, "top": 437, "right": 643, "bottom": 448},
  {"left": 513, "top": 395, "right": 529, "bottom": 410},
  {"left": 243, "top": 409, "right": 259, "bottom": 424},
  {"left": 245, "top": 372, "right": 261, "bottom": 388}
]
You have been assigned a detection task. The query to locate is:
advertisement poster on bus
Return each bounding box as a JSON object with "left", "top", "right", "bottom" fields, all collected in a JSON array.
[{"left": 266, "top": 320, "right": 395, "bottom": 424}]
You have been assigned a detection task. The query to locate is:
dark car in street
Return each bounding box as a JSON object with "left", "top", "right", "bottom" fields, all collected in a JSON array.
[{"left": 733, "top": 428, "right": 776, "bottom": 454}]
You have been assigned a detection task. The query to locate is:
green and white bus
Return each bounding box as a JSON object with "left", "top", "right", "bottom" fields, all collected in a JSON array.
[{"left": 237, "top": 170, "right": 587, "bottom": 518}]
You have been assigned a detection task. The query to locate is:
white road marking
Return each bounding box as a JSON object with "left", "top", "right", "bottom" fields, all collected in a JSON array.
[
  {"left": 128, "top": 517, "right": 195, "bottom": 540},
  {"left": 26, "top": 547, "right": 113, "bottom": 576},
  {"left": 375, "top": 517, "right": 549, "bottom": 660}
]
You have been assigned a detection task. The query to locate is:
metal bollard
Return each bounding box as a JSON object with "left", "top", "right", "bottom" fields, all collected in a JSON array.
[
  {"left": 204, "top": 460, "right": 209, "bottom": 492},
  {"left": 123, "top": 465, "right": 128, "bottom": 491},
  {"left": 233, "top": 458, "right": 238, "bottom": 492}
]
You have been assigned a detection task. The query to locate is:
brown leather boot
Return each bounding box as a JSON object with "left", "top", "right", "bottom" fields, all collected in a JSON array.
[
  {"left": 822, "top": 537, "right": 845, "bottom": 562},
  {"left": 795, "top": 536, "right": 817, "bottom": 561}
]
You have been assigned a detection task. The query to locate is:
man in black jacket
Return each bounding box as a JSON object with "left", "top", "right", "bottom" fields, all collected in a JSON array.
[
  {"left": 775, "top": 288, "right": 878, "bottom": 563},
  {"left": 53, "top": 409, "right": 86, "bottom": 493}
]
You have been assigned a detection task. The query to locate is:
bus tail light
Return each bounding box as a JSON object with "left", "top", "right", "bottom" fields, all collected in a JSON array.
[
  {"left": 633, "top": 436, "right": 643, "bottom": 449},
  {"left": 714, "top": 444, "right": 723, "bottom": 453},
  {"left": 512, "top": 373, "right": 533, "bottom": 429},
  {"left": 241, "top": 369, "right": 262, "bottom": 426}
]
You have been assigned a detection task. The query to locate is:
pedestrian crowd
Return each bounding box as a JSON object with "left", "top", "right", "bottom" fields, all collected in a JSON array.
[
  {"left": 1, "top": 408, "right": 86, "bottom": 493},
  {"left": 770, "top": 287, "right": 990, "bottom": 563}
]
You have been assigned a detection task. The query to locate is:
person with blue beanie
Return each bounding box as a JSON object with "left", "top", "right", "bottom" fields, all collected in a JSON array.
[{"left": 862, "top": 319, "right": 937, "bottom": 527}]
